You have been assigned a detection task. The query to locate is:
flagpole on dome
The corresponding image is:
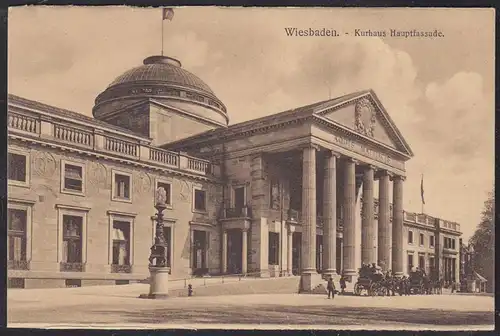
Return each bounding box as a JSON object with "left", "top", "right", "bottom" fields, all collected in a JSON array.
[{"left": 161, "top": 8, "right": 175, "bottom": 56}]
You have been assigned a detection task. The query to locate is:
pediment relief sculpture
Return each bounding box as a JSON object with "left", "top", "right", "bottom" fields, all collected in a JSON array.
[{"left": 354, "top": 97, "right": 377, "bottom": 138}]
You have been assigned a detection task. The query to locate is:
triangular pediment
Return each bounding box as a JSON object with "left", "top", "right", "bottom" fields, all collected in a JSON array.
[{"left": 314, "top": 90, "right": 413, "bottom": 157}]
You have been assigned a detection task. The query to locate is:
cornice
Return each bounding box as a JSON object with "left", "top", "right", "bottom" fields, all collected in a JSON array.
[
  {"left": 8, "top": 133, "right": 222, "bottom": 184},
  {"left": 222, "top": 136, "right": 311, "bottom": 160},
  {"left": 8, "top": 197, "right": 37, "bottom": 205},
  {"left": 150, "top": 99, "right": 228, "bottom": 127},
  {"left": 403, "top": 220, "right": 436, "bottom": 232},
  {"left": 107, "top": 210, "right": 138, "bottom": 218}
]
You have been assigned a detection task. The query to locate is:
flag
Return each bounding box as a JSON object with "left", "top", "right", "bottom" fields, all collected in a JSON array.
[
  {"left": 162, "top": 8, "right": 174, "bottom": 21},
  {"left": 420, "top": 174, "right": 425, "bottom": 205}
]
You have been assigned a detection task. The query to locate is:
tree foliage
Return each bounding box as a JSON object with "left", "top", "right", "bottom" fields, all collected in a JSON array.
[{"left": 469, "top": 188, "right": 495, "bottom": 291}]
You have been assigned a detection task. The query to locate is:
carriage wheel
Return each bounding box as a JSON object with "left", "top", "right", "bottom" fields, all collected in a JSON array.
[
  {"left": 369, "top": 283, "right": 377, "bottom": 297},
  {"left": 354, "top": 283, "right": 361, "bottom": 296}
]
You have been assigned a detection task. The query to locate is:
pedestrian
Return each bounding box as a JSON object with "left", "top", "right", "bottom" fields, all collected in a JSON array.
[
  {"left": 326, "top": 276, "right": 335, "bottom": 299},
  {"left": 340, "top": 275, "right": 346, "bottom": 295}
]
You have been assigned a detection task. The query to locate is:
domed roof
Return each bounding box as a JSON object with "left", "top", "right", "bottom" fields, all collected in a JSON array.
[{"left": 108, "top": 55, "right": 215, "bottom": 95}]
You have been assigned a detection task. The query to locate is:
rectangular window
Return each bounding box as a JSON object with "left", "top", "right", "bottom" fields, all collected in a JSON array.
[
  {"left": 112, "top": 221, "right": 130, "bottom": 267},
  {"left": 63, "top": 163, "right": 84, "bottom": 192},
  {"left": 234, "top": 186, "right": 245, "bottom": 210},
  {"left": 8, "top": 209, "right": 27, "bottom": 268},
  {"left": 65, "top": 279, "right": 81, "bottom": 288},
  {"left": 114, "top": 173, "right": 131, "bottom": 200},
  {"left": 156, "top": 181, "right": 172, "bottom": 206},
  {"left": 62, "top": 215, "right": 83, "bottom": 264},
  {"left": 194, "top": 189, "right": 207, "bottom": 211},
  {"left": 8, "top": 152, "right": 27, "bottom": 183},
  {"left": 8, "top": 278, "right": 25, "bottom": 289},
  {"left": 419, "top": 233, "right": 424, "bottom": 246},
  {"left": 268, "top": 232, "right": 280, "bottom": 265},
  {"left": 452, "top": 239, "right": 456, "bottom": 250},
  {"left": 407, "top": 254, "right": 414, "bottom": 274},
  {"left": 430, "top": 235, "right": 435, "bottom": 247},
  {"left": 408, "top": 230, "right": 414, "bottom": 244},
  {"left": 419, "top": 255, "right": 425, "bottom": 269}
]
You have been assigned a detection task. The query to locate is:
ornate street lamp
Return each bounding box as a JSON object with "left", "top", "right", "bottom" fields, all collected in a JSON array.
[{"left": 139, "top": 187, "right": 170, "bottom": 299}]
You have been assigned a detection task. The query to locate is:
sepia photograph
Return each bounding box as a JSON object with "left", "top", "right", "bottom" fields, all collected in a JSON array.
[{"left": 6, "top": 6, "right": 495, "bottom": 330}]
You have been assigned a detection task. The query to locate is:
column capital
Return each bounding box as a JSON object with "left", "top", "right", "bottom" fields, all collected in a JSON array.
[
  {"left": 299, "top": 143, "right": 321, "bottom": 151},
  {"left": 344, "top": 157, "right": 359, "bottom": 165},
  {"left": 391, "top": 174, "right": 406, "bottom": 182},
  {"left": 364, "top": 164, "right": 377, "bottom": 172},
  {"left": 376, "top": 169, "right": 393, "bottom": 179},
  {"left": 325, "top": 150, "right": 342, "bottom": 158}
]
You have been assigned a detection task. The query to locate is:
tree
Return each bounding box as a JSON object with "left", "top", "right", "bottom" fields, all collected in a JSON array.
[{"left": 469, "top": 188, "right": 495, "bottom": 292}]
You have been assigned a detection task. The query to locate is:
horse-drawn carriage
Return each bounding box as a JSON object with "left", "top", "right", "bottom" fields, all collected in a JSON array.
[
  {"left": 354, "top": 265, "right": 387, "bottom": 296},
  {"left": 408, "top": 270, "right": 427, "bottom": 294}
]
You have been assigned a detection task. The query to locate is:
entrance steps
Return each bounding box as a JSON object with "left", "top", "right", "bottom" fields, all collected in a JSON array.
[{"left": 170, "top": 276, "right": 301, "bottom": 298}]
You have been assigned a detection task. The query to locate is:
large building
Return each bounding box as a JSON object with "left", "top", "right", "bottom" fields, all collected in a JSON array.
[{"left": 7, "top": 55, "right": 462, "bottom": 289}]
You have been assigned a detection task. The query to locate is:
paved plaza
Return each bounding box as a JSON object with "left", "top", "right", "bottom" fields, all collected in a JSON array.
[{"left": 8, "top": 284, "right": 494, "bottom": 330}]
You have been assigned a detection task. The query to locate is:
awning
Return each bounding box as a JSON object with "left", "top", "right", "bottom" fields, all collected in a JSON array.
[
  {"left": 112, "top": 227, "right": 126, "bottom": 241},
  {"left": 474, "top": 271, "right": 487, "bottom": 282}
]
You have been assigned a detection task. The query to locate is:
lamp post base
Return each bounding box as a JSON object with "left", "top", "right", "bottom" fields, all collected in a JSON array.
[{"left": 139, "top": 266, "right": 170, "bottom": 299}]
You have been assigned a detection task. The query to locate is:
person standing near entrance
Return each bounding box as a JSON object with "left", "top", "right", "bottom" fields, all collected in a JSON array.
[{"left": 326, "top": 276, "right": 335, "bottom": 299}]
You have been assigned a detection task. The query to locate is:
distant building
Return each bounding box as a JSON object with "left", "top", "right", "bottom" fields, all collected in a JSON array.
[
  {"left": 459, "top": 240, "right": 488, "bottom": 292},
  {"left": 7, "top": 55, "right": 462, "bottom": 289}
]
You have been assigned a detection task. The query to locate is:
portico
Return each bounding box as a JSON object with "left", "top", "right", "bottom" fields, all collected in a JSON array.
[
  {"left": 222, "top": 91, "right": 414, "bottom": 292},
  {"left": 166, "top": 89, "right": 414, "bottom": 291}
]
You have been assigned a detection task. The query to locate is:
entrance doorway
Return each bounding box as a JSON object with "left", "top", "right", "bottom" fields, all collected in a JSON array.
[
  {"left": 227, "top": 229, "right": 243, "bottom": 274},
  {"left": 292, "top": 232, "right": 302, "bottom": 275},
  {"left": 192, "top": 230, "right": 208, "bottom": 276},
  {"left": 336, "top": 237, "right": 342, "bottom": 274},
  {"left": 162, "top": 226, "right": 172, "bottom": 269},
  {"left": 316, "top": 235, "right": 323, "bottom": 273}
]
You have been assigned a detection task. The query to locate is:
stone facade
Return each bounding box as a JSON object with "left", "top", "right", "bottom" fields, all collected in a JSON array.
[{"left": 7, "top": 56, "right": 462, "bottom": 290}]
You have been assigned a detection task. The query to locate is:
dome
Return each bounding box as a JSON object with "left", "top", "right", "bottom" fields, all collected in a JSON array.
[
  {"left": 107, "top": 56, "right": 215, "bottom": 95},
  {"left": 93, "top": 55, "right": 228, "bottom": 126}
]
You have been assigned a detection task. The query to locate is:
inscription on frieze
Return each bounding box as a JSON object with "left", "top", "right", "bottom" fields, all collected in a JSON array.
[{"left": 332, "top": 135, "right": 404, "bottom": 170}]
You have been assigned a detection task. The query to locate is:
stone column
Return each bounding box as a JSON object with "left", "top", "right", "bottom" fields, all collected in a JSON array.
[
  {"left": 301, "top": 144, "right": 317, "bottom": 273},
  {"left": 361, "top": 165, "right": 376, "bottom": 265},
  {"left": 241, "top": 229, "right": 248, "bottom": 275},
  {"left": 342, "top": 157, "right": 357, "bottom": 278},
  {"left": 377, "top": 171, "right": 392, "bottom": 271},
  {"left": 221, "top": 230, "right": 228, "bottom": 274},
  {"left": 392, "top": 175, "right": 404, "bottom": 276},
  {"left": 300, "top": 144, "right": 320, "bottom": 292},
  {"left": 323, "top": 151, "right": 338, "bottom": 276},
  {"left": 287, "top": 229, "right": 293, "bottom": 276}
]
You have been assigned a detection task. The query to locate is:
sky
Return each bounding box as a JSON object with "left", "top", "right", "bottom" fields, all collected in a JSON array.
[{"left": 8, "top": 6, "right": 495, "bottom": 240}]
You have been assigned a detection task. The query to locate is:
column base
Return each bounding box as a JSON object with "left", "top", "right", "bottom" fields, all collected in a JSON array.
[
  {"left": 299, "top": 271, "right": 324, "bottom": 293},
  {"left": 322, "top": 269, "right": 339, "bottom": 279},
  {"left": 139, "top": 266, "right": 170, "bottom": 299},
  {"left": 393, "top": 271, "right": 404, "bottom": 278}
]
